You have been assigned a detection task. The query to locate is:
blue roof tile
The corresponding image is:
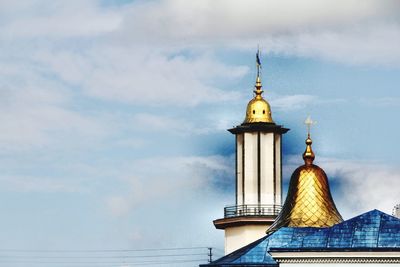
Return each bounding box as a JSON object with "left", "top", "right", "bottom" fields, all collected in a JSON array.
[{"left": 201, "top": 210, "right": 400, "bottom": 267}]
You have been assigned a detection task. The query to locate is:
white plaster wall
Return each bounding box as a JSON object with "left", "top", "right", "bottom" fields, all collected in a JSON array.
[
  {"left": 280, "top": 264, "right": 400, "bottom": 267},
  {"left": 224, "top": 225, "right": 269, "bottom": 255},
  {"left": 235, "top": 132, "right": 282, "bottom": 206},
  {"left": 244, "top": 132, "right": 258, "bottom": 205},
  {"left": 274, "top": 134, "right": 282, "bottom": 205},
  {"left": 260, "top": 132, "right": 274, "bottom": 205},
  {"left": 236, "top": 134, "right": 243, "bottom": 205}
]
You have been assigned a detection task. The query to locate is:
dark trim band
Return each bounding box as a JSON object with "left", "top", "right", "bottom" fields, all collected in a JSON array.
[
  {"left": 257, "top": 131, "right": 261, "bottom": 204},
  {"left": 235, "top": 134, "right": 238, "bottom": 205},
  {"left": 273, "top": 133, "right": 276, "bottom": 205},
  {"left": 242, "top": 133, "right": 245, "bottom": 204}
]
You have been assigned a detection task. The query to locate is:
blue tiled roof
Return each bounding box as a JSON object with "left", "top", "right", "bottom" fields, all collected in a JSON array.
[{"left": 201, "top": 210, "right": 400, "bottom": 267}]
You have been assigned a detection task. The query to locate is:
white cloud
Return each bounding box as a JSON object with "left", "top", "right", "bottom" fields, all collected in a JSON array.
[
  {"left": 1, "top": 0, "right": 397, "bottom": 127},
  {"left": 106, "top": 195, "right": 132, "bottom": 217},
  {"left": 116, "top": 0, "right": 400, "bottom": 66},
  {"left": 32, "top": 46, "right": 246, "bottom": 107},
  {"left": 262, "top": 24, "right": 400, "bottom": 66},
  {"left": 268, "top": 94, "right": 346, "bottom": 111},
  {"left": 0, "top": 1, "right": 122, "bottom": 39},
  {"left": 104, "top": 155, "right": 233, "bottom": 247},
  {"left": 0, "top": 62, "right": 99, "bottom": 151},
  {"left": 359, "top": 97, "right": 400, "bottom": 107},
  {"left": 320, "top": 158, "right": 400, "bottom": 217},
  {"left": 0, "top": 83, "right": 110, "bottom": 151},
  {"left": 106, "top": 155, "right": 233, "bottom": 216},
  {"left": 271, "top": 94, "right": 317, "bottom": 111},
  {"left": 130, "top": 113, "right": 221, "bottom": 135},
  {"left": 0, "top": 175, "right": 85, "bottom": 193},
  {"left": 119, "top": 0, "right": 398, "bottom": 41}
]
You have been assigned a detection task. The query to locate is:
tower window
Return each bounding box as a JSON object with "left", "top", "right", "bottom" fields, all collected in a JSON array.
[
  {"left": 253, "top": 110, "right": 255, "bottom": 114},
  {"left": 263, "top": 110, "right": 265, "bottom": 114}
]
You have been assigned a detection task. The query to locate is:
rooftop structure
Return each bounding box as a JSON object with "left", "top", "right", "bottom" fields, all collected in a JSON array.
[{"left": 202, "top": 210, "right": 400, "bottom": 266}]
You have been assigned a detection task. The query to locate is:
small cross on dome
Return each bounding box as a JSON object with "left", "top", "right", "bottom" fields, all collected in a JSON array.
[{"left": 304, "top": 115, "right": 317, "bottom": 137}]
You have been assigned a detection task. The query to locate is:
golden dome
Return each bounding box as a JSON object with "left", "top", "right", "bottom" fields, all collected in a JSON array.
[
  {"left": 266, "top": 133, "right": 343, "bottom": 233},
  {"left": 244, "top": 76, "right": 274, "bottom": 124}
]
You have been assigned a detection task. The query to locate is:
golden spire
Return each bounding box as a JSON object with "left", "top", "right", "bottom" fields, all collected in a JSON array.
[
  {"left": 266, "top": 117, "right": 343, "bottom": 233},
  {"left": 243, "top": 50, "right": 274, "bottom": 124}
]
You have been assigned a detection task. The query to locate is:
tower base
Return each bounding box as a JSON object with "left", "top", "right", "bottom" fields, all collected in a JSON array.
[{"left": 214, "top": 216, "right": 276, "bottom": 254}]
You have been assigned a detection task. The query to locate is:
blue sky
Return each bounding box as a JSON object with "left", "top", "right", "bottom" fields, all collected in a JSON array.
[{"left": 0, "top": 0, "right": 400, "bottom": 266}]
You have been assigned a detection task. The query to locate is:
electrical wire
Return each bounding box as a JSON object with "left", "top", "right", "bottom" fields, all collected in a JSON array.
[
  {"left": 0, "top": 258, "right": 208, "bottom": 265},
  {"left": 0, "top": 253, "right": 206, "bottom": 259},
  {"left": 0, "top": 247, "right": 209, "bottom": 253},
  {"left": 0, "top": 246, "right": 222, "bottom": 266}
]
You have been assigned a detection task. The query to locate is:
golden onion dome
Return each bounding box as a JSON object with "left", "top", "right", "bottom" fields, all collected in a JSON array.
[
  {"left": 266, "top": 132, "right": 343, "bottom": 233},
  {"left": 244, "top": 76, "right": 274, "bottom": 123}
]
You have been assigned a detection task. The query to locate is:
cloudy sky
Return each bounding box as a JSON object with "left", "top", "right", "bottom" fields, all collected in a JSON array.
[{"left": 0, "top": 0, "right": 400, "bottom": 266}]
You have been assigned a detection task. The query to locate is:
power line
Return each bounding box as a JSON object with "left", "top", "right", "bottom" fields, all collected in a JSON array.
[
  {"left": 119, "top": 259, "right": 208, "bottom": 266},
  {"left": 0, "top": 246, "right": 223, "bottom": 266},
  {"left": 0, "top": 246, "right": 209, "bottom": 253},
  {"left": 0, "top": 253, "right": 206, "bottom": 259},
  {"left": 0, "top": 258, "right": 208, "bottom": 265}
]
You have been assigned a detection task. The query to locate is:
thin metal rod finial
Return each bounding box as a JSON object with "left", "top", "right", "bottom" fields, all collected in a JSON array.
[{"left": 256, "top": 46, "right": 261, "bottom": 79}]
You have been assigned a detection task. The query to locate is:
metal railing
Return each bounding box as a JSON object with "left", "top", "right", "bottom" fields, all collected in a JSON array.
[{"left": 224, "top": 204, "right": 282, "bottom": 218}]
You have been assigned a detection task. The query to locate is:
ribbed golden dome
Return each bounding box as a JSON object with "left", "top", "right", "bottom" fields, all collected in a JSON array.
[
  {"left": 244, "top": 77, "right": 274, "bottom": 123},
  {"left": 266, "top": 133, "right": 343, "bottom": 233}
]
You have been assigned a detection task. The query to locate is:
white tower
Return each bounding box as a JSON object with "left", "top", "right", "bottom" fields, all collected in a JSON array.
[{"left": 213, "top": 53, "right": 289, "bottom": 254}]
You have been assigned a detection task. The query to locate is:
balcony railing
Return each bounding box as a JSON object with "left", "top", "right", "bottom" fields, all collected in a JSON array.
[{"left": 224, "top": 204, "right": 282, "bottom": 218}]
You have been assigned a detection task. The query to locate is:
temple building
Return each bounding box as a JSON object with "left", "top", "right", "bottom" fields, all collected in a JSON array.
[{"left": 201, "top": 54, "right": 400, "bottom": 266}]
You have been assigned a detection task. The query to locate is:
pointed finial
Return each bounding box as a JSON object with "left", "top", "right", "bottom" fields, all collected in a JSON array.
[
  {"left": 303, "top": 116, "right": 316, "bottom": 165},
  {"left": 256, "top": 45, "right": 261, "bottom": 79},
  {"left": 254, "top": 47, "right": 263, "bottom": 98},
  {"left": 243, "top": 50, "right": 274, "bottom": 123}
]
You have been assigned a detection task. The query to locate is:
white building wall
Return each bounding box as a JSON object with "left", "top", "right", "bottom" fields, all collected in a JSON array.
[
  {"left": 236, "top": 134, "right": 243, "bottom": 205},
  {"left": 272, "top": 252, "right": 400, "bottom": 266},
  {"left": 280, "top": 264, "right": 400, "bottom": 267},
  {"left": 224, "top": 130, "right": 284, "bottom": 256},
  {"left": 260, "top": 132, "right": 274, "bottom": 205},
  {"left": 274, "top": 134, "right": 282, "bottom": 205},
  {"left": 235, "top": 131, "right": 283, "bottom": 207},
  {"left": 224, "top": 225, "right": 269, "bottom": 255},
  {"left": 243, "top": 132, "right": 258, "bottom": 205}
]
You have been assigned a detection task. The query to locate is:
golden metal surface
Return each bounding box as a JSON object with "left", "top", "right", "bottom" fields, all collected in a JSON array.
[
  {"left": 303, "top": 135, "right": 315, "bottom": 165},
  {"left": 267, "top": 134, "right": 343, "bottom": 233},
  {"left": 244, "top": 76, "right": 274, "bottom": 123}
]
